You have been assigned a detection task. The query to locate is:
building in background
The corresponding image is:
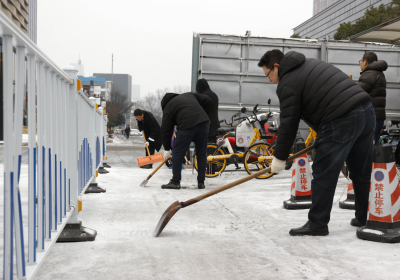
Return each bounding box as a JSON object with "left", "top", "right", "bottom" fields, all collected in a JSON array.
[
  {"left": 294, "top": 0, "right": 393, "bottom": 39},
  {"left": 93, "top": 73, "right": 132, "bottom": 126},
  {"left": 0, "top": 0, "right": 29, "bottom": 35},
  {"left": 132, "top": 84, "right": 140, "bottom": 99},
  {"left": 71, "top": 58, "right": 85, "bottom": 77},
  {"left": 78, "top": 77, "right": 106, "bottom": 98},
  {"left": 27, "top": 0, "right": 37, "bottom": 43}
]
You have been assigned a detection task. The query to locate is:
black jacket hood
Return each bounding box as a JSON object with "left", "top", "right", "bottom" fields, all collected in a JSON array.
[
  {"left": 362, "top": 60, "right": 388, "bottom": 73},
  {"left": 196, "top": 78, "right": 210, "bottom": 94},
  {"left": 278, "top": 51, "right": 306, "bottom": 79},
  {"left": 161, "top": 93, "right": 179, "bottom": 111}
]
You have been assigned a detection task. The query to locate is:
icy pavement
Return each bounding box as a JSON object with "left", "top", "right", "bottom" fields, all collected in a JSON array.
[{"left": 1, "top": 144, "right": 400, "bottom": 280}]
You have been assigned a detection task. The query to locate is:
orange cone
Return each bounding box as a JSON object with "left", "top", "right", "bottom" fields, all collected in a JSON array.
[
  {"left": 339, "top": 181, "right": 355, "bottom": 210},
  {"left": 284, "top": 154, "right": 312, "bottom": 209},
  {"left": 357, "top": 144, "right": 400, "bottom": 243}
]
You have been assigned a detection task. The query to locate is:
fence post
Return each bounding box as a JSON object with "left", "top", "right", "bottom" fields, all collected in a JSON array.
[
  {"left": 57, "top": 66, "right": 97, "bottom": 242},
  {"left": 85, "top": 97, "right": 106, "bottom": 193},
  {"left": 102, "top": 100, "right": 111, "bottom": 168},
  {"left": 3, "top": 34, "right": 13, "bottom": 280},
  {"left": 37, "top": 61, "right": 45, "bottom": 253},
  {"left": 27, "top": 53, "right": 37, "bottom": 266},
  {"left": 14, "top": 46, "right": 27, "bottom": 279}
]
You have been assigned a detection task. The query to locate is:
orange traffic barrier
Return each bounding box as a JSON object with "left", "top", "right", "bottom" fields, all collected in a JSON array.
[
  {"left": 283, "top": 153, "right": 312, "bottom": 209},
  {"left": 357, "top": 144, "right": 400, "bottom": 243}
]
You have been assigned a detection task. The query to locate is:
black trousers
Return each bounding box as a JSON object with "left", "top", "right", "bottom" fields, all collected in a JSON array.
[
  {"left": 145, "top": 144, "right": 156, "bottom": 167},
  {"left": 172, "top": 121, "right": 209, "bottom": 182},
  {"left": 208, "top": 135, "right": 217, "bottom": 144}
]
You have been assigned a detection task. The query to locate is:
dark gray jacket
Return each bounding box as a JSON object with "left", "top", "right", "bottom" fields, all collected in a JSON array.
[
  {"left": 274, "top": 51, "right": 371, "bottom": 160},
  {"left": 358, "top": 60, "right": 388, "bottom": 121}
]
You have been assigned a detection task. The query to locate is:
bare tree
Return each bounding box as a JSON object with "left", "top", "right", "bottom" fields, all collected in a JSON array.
[
  {"left": 138, "top": 85, "right": 190, "bottom": 125},
  {"left": 172, "top": 85, "right": 190, "bottom": 93},
  {"left": 107, "top": 89, "right": 133, "bottom": 114},
  {"left": 106, "top": 89, "right": 133, "bottom": 128}
]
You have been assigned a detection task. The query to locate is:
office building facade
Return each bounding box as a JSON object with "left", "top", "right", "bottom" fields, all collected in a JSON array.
[
  {"left": 27, "top": 0, "right": 36, "bottom": 43},
  {"left": 132, "top": 84, "right": 140, "bottom": 100},
  {"left": 93, "top": 73, "right": 132, "bottom": 126},
  {"left": 1, "top": 0, "right": 28, "bottom": 34},
  {"left": 294, "top": 0, "right": 393, "bottom": 39}
]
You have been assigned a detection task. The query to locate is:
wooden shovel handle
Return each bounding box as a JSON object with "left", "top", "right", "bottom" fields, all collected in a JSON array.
[
  {"left": 146, "top": 158, "right": 169, "bottom": 180},
  {"left": 142, "top": 131, "right": 152, "bottom": 159},
  {"left": 181, "top": 145, "right": 315, "bottom": 208}
]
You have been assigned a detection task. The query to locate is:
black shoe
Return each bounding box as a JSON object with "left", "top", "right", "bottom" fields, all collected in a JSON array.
[
  {"left": 140, "top": 164, "right": 152, "bottom": 169},
  {"left": 161, "top": 180, "right": 181, "bottom": 189},
  {"left": 198, "top": 181, "right": 205, "bottom": 189},
  {"left": 350, "top": 218, "right": 366, "bottom": 227},
  {"left": 289, "top": 223, "right": 329, "bottom": 236}
]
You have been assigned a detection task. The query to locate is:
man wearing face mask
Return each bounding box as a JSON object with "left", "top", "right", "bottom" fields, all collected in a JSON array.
[
  {"left": 358, "top": 52, "right": 388, "bottom": 145},
  {"left": 258, "top": 49, "right": 373, "bottom": 236}
]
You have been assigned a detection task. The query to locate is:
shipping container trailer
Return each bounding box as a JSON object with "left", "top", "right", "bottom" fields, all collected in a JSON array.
[{"left": 191, "top": 32, "right": 400, "bottom": 138}]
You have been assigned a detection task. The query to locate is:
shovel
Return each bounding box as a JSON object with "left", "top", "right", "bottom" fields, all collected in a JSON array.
[
  {"left": 137, "top": 131, "right": 164, "bottom": 167},
  {"left": 153, "top": 145, "right": 315, "bottom": 237},
  {"left": 140, "top": 158, "right": 169, "bottom": 187}
]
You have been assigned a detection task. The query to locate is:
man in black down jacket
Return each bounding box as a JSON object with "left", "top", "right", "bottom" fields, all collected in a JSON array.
[
  {"left": 124, "top": 125, "right": 131, "bottom": 139},
  {"left": 196, "top": 79, "right": 220, "bottom": 143},
  {"left": 134, "top": 109, "right": 162, "bottom": 169},
  {"left": 358, "top": 51, "right": 388, "bottom": 145},
  {"left": 161, "top": 92, "right": 213, "bottom": 189},
  {"left": 258, "top": 50, "right": 374, "bottom": 236}
]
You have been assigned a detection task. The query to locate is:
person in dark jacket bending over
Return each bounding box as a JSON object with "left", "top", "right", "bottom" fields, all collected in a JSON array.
[
  {"left": 196, "top": 79, "right": 220, "bottom": 143},
  {"left": 161, "top": 92, "right": 213, "bottom": 189},
  {"left": 125, "top": 125, "right": 131, "bottom": 139},
  {"left": 134, "top": 109, "right": 162, "bottom": 169},
  {"left": 259, "top": 50, "right": 374, "bottom": 236},
  {"left": 358, "top": 51, "right": 388, "bottom": 145}
]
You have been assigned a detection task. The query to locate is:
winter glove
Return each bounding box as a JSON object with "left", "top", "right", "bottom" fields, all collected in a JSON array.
[
  {"left": 271, "top": 157, "right": 286, "bottom": 173},
  {"left": 164, "top": 150, "right": 172, "bottom": 159},
  {"left": 145, "top": 142, "right": 149, "bottom": 146}
]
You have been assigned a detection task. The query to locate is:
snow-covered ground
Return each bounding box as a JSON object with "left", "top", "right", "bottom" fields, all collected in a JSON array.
[{"left": 1, "top": 144, "right": 400, "bottom": 279}]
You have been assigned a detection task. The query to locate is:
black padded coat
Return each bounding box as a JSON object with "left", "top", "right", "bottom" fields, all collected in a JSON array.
[
  {"left": 137, "top": 110, "right": 162, "bottom": 151},
  {"left": 161, "top": 92, "right": 213, "bottom": 150},
  {"left": 273, "top": 51, "right": 371, "bottom": 161},
  {"left": 358, "top": 60, "right": 388, "bottom": 121}
]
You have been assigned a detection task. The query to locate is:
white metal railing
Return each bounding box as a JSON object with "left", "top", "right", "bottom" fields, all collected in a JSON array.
[{"left": 1, "top": 11, "right": 108, "bottom": 280}]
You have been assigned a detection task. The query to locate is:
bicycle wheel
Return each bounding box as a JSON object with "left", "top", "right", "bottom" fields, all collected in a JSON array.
[
  {"left": 244, "top": 143, "right": 274, "bottom": 179},
  {"left": 194, "top": 144, "right": 227, "bottom": 178}
]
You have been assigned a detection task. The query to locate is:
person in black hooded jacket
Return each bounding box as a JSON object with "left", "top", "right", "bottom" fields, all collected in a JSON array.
[
  {"left": 134, "top": 109, "right": 162, "bottom": 169},
  {"left": 160, "top": 92, "right": 213, "bottom": 190},
  {"left": 258, "top": 49, "right": 374, "bottom": 236},
  {"left": 358, "top": 51, "right": 388, "bottom": 145},
  {"left": 196, "top": 79, "right": 220, "bottom": 143}
]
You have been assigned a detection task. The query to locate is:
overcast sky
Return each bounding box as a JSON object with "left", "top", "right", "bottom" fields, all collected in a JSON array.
[{"left": 38, "top": 0, "right": 313, "bottom": 97}]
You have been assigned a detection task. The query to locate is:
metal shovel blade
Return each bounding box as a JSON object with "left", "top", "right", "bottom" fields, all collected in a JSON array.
[
  {"left": 153, "top": 201, "right": 182, "bottom": 237},
  {"left": 140, "top": 179, "right": 148, "bottom": 187}
]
